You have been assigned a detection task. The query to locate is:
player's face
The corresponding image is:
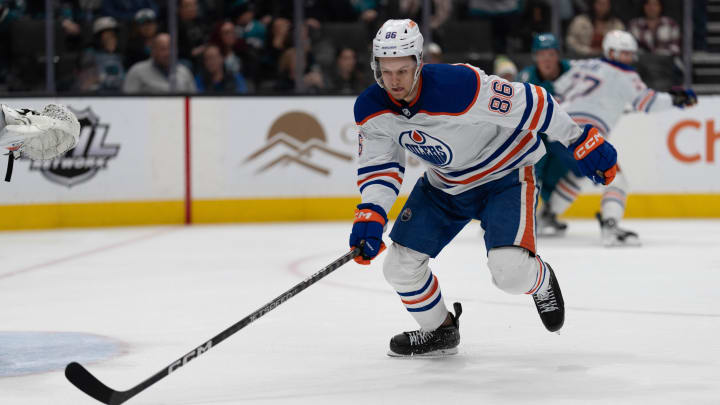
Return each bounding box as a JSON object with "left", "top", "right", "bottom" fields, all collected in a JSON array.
[
  {"left": 612, "top": 50, "right": 635, "bottom": 65},
  {"left": 535, "top": 49, "right": 560, "bottom": 80},
  {"left": 379, "top": 56, "right": 418, "bottom": 101}
]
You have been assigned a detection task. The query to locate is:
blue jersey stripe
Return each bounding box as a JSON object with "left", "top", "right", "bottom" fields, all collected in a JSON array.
[
  {"left": 444, "top": 83, "right": 535, "bottom": 178},
  {"left": 538, "top": 92, "right": 554, "bottom": 133},
  {"left": 358, "top": 162, "right": 406, "bottom": 175},
  {"left": 556, "top": 189, "right": 575, "bottom": 202},
  {"left": 406, "top": 292, "right": 443, "bottom": 312},
  {"left": 397, "top": 274, "right": 433, "bottom": 297},
  {"left": 359, "top": 179, "right": 399, "bottom": 195}
]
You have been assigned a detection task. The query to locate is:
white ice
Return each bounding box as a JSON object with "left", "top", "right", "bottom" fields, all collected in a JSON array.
[{"left": 0, "top": 220, "right": 719, "bottom": 405}]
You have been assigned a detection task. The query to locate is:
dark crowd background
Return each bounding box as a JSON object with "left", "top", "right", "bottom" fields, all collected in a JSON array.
[{"left": 0, "top": 0, "right": 712, "bottom": 95}]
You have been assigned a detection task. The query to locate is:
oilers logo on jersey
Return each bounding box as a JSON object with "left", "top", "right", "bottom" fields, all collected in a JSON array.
[{"left": 399, "top": 130, "right": 453, "bottom": 167}]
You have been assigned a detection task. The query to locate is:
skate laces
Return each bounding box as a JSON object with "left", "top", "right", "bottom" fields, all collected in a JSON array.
[
  {"left": 406, "top": 330, "right": 433, "bottom": 346},
  {"left": 534, "top": 286, "right": 559, "bottom": 313}
]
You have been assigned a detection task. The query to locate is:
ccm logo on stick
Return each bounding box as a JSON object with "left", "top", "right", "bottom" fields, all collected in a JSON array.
[
  {"left": 574, "top": 129, "right": 604, "bottom": 160},
  {"left": 168, "top": 341, "right": 213, "bottom": 374}
]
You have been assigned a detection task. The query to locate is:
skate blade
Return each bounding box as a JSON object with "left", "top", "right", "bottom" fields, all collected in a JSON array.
[{"left": 387, "top": 347, "right": 458, "bottom": 358}]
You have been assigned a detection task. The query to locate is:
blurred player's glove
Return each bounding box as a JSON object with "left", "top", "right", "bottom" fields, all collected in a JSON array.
[
  {"left": 349, "top": 203, "right": 387, "bottom": 265},
  {"left": 569, "top": 125, "right": 618, "bottom": 185},
  {"left": 0, "top": 104, "right": 80, "bottom": 160},
  {"left": 669, "top": 87, "right": 698, "bottom": 108}
]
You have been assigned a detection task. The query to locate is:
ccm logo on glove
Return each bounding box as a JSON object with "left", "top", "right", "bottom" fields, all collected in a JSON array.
[
  {"left": 569, "top": 125, "right": 618, "bottom": 186},
  {"left": 573, "top": 128, "right": 605, "bottom": 160}
]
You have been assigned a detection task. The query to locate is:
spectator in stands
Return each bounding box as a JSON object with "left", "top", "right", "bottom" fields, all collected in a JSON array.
[
  {"left": 195, "top": 44, "right": 248, "bottom": 93},
  {"left": 231, "top": 0, "right": 266, "bottom": 50},
  {"left": 274, "top": 47, "right": 324, "bottom": 93},
  {"left": 493, "top": 55, "right": 518, "bottom": 81},
  {"left": 101, "top": 0, "right": 159, "bottom": 21},
  {"left": 352, "top": 0, "right": 380, "bottom": 24},
  {"left": 123, "top": 33, "right": 196, "bottom": 93},
  {"left": 125, "top": 8, "right": 158, "bottom": 69},
  {"left": 260, "top": 17, "right": 292, "bottom": 84},
  {"left": 76, "top": 17, "right": 126, "bottom": 92},
  {"left": 255, "top": 0, "right": 326, "bottom": 27},
  {"left": 178, "top": 0, "right": 208, "bottom": 69},
  {"left": 325, "top": 47, "right": 366, "bottom": 94},
  {"left": 566, "top": 0, "right": 624, "bottom": 56},
  {"left": 426, "top": 42, "right": 443, "bottom": 64},
  {"left": 463, "top": 0, "right": 524, "bottom": 53},
  {"left": 629, "top": 0, "right": 681, "bottom": 57},
  {"left": 210, "top": 21, "right": 245, "bottom": 78},
  {"left": 517, "top": 0, "right": 553, "bottom": 51},
  {"left": 396, "top": 0, "right": 452, "bottom": 31}
]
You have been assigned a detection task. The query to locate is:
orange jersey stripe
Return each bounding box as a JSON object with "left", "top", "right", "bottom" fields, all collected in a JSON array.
[
  {"left": 356, "top": 109, "right": 398, "bottom": 126},
  {"left": 528, "top": 85, "right": 546, "bottom": 131},
  {"left": 637, "top": 91, "right": 655, "bottom": 111},
  {"left": 357, "top": 171, "right": 403, "bottom": 186}
]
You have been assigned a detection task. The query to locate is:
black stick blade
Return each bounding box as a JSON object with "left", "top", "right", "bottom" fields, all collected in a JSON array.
[{"left": 65, "top": 362, "right": 122, "bottom": 404}]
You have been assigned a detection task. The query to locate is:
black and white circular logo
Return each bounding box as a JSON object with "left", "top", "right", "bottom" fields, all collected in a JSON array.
[{"left": 29, "top": 107, "right": 120, "bottom": 187}]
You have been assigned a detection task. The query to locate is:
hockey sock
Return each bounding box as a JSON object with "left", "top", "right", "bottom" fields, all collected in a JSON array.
[
  {"left": 396, "top": 271, "right": 449, "bottom": 332},
  {"left": 548, "top": 173, "right": 583, "bottom": 216},
  {"left": 601, "top": 185, "right": 626, "bottom": 222},
  {"left": 526, "top": 256, "right": 550, "bottom": 295}
]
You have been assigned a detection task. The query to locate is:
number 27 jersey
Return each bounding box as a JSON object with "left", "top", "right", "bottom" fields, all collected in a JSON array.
[
  {"left": 354, "top": 63, "right": 585, "bottom": 215},
  {"left": 553, "top": 58, "right": 673, "bottom": 136}
]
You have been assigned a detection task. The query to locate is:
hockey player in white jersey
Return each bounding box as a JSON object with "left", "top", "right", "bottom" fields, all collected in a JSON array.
[
  {"left": 542, "top": 30, "right": 697, "bottom": 246},
  {"left": 0, "top": 104, "right": 81, "bottom": 180},
  {"left": 348, "top": 19, "right": 620, "bottom": 356}
]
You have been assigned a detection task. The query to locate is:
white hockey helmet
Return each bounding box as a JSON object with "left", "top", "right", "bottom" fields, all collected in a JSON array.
[
  {"left": 370, "top": 19, "right": 424, "bottom": 90},
  {"left": 602, "top": 30, "right": 638, "bottom": 59}
]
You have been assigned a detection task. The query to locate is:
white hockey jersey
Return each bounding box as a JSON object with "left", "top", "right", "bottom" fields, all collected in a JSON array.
[
  {"left": 354, "top": 63, "right": 587, "bottom": 215},
  {"left": 553, "top": 58, "right": 674, "bottom": 136}
]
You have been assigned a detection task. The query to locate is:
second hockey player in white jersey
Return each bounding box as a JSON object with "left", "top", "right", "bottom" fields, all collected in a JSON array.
[
  {"left": 348, "top": 19, "right": 620, "bottom": 356},
  {"left": 542, "top": 30, "right": 697, "bottom": 246}
]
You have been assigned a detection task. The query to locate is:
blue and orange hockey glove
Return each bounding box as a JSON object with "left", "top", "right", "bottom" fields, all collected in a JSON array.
[
  {"left": 349, "top": 203, "right": 387, "bottom": 265},
  {"left": 669, "top": 87, "right": 698, "bottom": 108},
  {"left": 569, "top": 125, "right": 618, "bottom": 185}
]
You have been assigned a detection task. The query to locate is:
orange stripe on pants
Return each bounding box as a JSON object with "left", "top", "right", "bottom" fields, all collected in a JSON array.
[{"left": 520, "top": 166, "right": 536, "bottom": 253}]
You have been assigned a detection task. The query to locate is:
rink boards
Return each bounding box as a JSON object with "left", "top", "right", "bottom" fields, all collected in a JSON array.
[{"left": 0, "top": 95, "right": 718, "bottom": 229}]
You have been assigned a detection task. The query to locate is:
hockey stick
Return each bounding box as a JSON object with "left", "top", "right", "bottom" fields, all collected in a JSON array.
[{"left": 65, "top": 246, "right": 362, "bottom": 404}]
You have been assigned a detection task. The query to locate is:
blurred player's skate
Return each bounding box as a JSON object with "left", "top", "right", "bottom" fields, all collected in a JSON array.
[
  {"left": 537, "top": 205, "right": 568, "bottom": 237},
  {"left": 388, "top": 302, "right": 462, "bottom": 357},
  {"left": 596, "top": 213, "right": 641, "bottom": 247},
  {"left": 532, "top": 264, "right": 565, "bottom": 332}
]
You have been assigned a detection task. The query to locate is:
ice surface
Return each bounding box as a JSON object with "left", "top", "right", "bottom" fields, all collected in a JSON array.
[{"left": 0, "top": 220, "right": 718, "bottom": 404}]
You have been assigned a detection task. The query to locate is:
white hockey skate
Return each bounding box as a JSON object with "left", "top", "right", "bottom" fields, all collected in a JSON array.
[{"left": 596, "top": 213, "right": 641, "bottom": 247}]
